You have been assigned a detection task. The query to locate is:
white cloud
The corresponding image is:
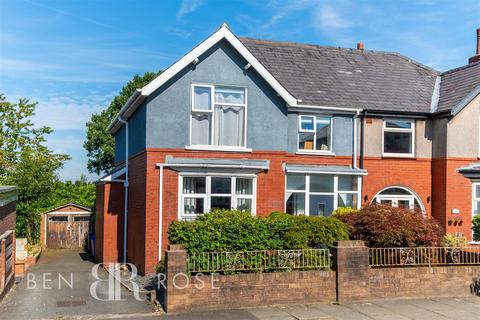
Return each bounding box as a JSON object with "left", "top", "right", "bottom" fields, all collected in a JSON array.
[
  {"left": 30, "top": 93, "right": 115, "bottom": 131},
  {"left": 315, "top": 5, "right": 351, "bottom": 30},
  {"left": 177, "top": 0, "right": 204, "bottom": 20}
]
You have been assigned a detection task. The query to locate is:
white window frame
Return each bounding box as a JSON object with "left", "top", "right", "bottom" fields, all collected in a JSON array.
[
  {"left": 472, "top": 182, "right": 480, "bottom": 243},
  {"left": 371, "top": 186, "right": 426, "bottom": 215},
  {"left": 297, "top": 115, "right": 334, "bottom": 155},
  {"left": 178, "top": 173, "right": 257, "bottom": 220},
  {"left": 189, "top": 84, "right": 249, "bottom": 152},
  {"left": 382, "top": 119, "right": 415, "bottom": 158},
  {"left": 284, "top": 173, "right": 362, "bottom": 216}
]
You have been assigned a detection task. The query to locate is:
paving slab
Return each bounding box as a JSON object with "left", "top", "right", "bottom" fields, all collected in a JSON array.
[
  {"left": 406, "top": 298, "right": 479, "bottom": 320},
  {"left": 373, "top": 299, "right": 450, "bottom": 320},
  {"left": 344, "top": 301, "right": 410, "bottom": 320}
]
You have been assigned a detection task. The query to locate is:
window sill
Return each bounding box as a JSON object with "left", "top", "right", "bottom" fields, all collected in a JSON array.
[
  {"left": 296, "top": 150, "right": 336, "bottom": 156},
  {"left": 185, "top": 145, "right": 253, "bottom": 153},
  {"left": 468, "top": 241, "right": 480, "bottom": 245},
  {"left": 382, "top": 153, "right": 415, "bottom": 159}
]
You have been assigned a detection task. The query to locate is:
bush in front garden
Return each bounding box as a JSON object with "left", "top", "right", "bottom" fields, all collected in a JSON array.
[
  {"left": 167, "top": 209, "right": 349, "bottom": 254},
  {"left": 336, "top": 204, "right": 444, "bottom": 247},
  {"left": 473, "top": 215, "right": 480, "bottom": 242}
]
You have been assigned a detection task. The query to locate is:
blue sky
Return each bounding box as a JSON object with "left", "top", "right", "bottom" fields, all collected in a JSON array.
[{"left": 0, "top": 0, "right": 479, "bottom": 181}]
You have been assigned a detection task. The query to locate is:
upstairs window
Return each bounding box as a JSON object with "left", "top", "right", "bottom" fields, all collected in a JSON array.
[
  {"left": 190, "top": 85, "right": 247, "bottom": 148},
  {"left": 383, "top": 120, "right": 414, "bottom": 156},
  {"left": 298, "top": 115, "right": 332, "bottom": 152}
]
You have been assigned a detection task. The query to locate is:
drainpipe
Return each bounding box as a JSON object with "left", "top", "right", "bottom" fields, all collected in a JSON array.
[
  {"left": 157, "top": 164, "right": 164, "bottom": 262},
  {"left": 359, "top": 111, "right": 365, "bottom": 169},
  {"left": 353, "top": 111, "right": 360, "bottom": 169},
  {"left": 118, "top": 116, "right": 129, "bottom": 265}
]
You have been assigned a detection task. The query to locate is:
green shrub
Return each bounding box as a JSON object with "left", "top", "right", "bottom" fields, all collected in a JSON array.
[
  {"left": 332, "top": 207, "right": 359, "bottom": 217},
  {"left": 168, "top": 209, "right": 349, "bottom": 254},
  {"left": 473, "top": 216, "right": 480, "bottom": 242},
  {"left": 336, "top": 204, "right": 444, "bottom": 247},
  {"left": 441, "top": 234, "right": 468, "bottom": 247}
]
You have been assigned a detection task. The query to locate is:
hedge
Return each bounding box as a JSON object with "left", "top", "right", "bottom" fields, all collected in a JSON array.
[{"left": 167, "top": 209, "right": 349, "bottom": 254}]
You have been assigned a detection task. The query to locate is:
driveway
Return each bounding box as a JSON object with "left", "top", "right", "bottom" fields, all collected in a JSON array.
[{"left": 0, "top": 250, "right": 156, "bottom": 320}]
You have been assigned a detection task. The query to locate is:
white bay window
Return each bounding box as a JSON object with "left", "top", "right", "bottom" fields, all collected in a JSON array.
[
  {"left": 190, "top": 84, "right": 247, "bottom": 149},
  {"left": 285, "top": 173, "right": 361, "bottom": 217},
  {"left": 180, "top": 175, "right": 256, "bottom": 219}
]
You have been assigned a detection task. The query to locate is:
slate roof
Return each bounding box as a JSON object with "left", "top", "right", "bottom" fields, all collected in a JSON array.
[
  {"left": 240, "top": 37, "right": 439, "bottom": 113},
  {"left": 437, "top": 61, "right": 480, "bottom": 113}
]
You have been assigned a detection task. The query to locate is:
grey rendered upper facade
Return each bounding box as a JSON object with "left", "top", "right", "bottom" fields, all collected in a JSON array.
[{"left": 110, "top": 25, "right": 480, "bottom": 163}]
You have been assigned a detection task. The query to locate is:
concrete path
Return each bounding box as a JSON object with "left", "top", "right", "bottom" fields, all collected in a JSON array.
[
  {"left": 155, "top": 297, "right": 480, "bottom": 320},
  {"left": 0, "top": 250, "right": 156, "bottom": 320}
]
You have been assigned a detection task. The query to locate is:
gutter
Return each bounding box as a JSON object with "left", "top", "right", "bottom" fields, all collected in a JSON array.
[
  {"left": 117, "top": 116, "right": 129, "bottom": 265},
  {"left": 107, "top": 89, "right": 143, "bottom": 133}
]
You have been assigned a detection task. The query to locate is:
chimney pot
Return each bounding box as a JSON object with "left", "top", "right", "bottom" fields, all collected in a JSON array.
[
  {"left": 469, "top": 28, "right": 480, "bottom": 64},
  {"left": 357, "top": 42, "right": 364, "bottom": 50}
]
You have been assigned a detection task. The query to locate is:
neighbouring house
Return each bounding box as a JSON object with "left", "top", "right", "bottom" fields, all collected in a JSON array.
[
  {"left": 40, "top": 202, "right": 93, "bottom": 250},
  {"left": 0, "top": 186, "right": 16, "bottom": 299},
  {"left": 95, "top": 24, "right": 480, "bottom": 274}
]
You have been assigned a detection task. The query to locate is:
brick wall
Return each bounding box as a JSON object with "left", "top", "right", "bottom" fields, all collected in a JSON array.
[
  {"left": 0, "top": 201, "right": 16, "bottom": 236},
  {"left": 362, "top": 157, "right": 432, "bottom": 217},
  {"left": 165, "top": 245, "right": 336, "bottom": 313},
  {"left": 163, "top": 241, "right": 480, "bottom": 313},
  {"left": 95, "top": 182, "right": 124, "bottom": 264}
]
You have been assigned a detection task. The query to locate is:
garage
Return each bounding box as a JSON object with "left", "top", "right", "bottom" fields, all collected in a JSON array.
[{"left": 40, "top": 202, "right": 92, "bottom": 249}]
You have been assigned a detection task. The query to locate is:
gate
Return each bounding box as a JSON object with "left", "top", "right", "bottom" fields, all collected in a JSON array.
[{"left": 47, "top": 214, "right": 91, "bottom": 249}]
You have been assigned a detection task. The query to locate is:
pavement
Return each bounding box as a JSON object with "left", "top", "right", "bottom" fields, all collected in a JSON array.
[
  {"left": 154, "top": 298, "right": 480, "bottom": 320},
  {"left": 0, "top": 249, "right": 157, "bottom": 320}
]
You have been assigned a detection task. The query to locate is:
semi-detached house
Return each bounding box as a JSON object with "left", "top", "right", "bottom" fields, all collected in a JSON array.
[{"left": 95, "top": 25, "right": 480, "bottom": 274}]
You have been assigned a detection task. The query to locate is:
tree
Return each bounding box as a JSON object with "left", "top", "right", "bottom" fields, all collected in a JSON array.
[
  {"left": 0, "top": 94, "right": 70, "bottom": 243},
  {"left": 84, "top": 72, "right": 160, "bottom": 175}
]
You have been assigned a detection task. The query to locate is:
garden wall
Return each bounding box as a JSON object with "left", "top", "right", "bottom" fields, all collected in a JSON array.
[{"left": 164, "top": 241, "right": 480, "bottom": 313}]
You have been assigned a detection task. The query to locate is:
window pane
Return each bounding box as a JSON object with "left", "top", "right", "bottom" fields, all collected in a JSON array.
[
  {"left": 384, "top": 131, "right": 412, "bottom": 154},
  {"left": 385, "top": 120, "right": 412, "bottom": 129},
  {"left": 315, "top": 118, "right": 331, "bottom": 151},
  {"left": 237, "top": 198, "right": 252, "bottom": 212},
  {"left": 183, "top": 177, "right": 206, "bottom": 194},
  {"left": 379, "top": 187, "right": 411, "bottom": 195},
  {"left": 299, "top": 132, "right": 315, "bottom": 150},
  {"left": 184, "top": 198, "right": 204, "bottom": 214},
  {"left": 73, "top": 216, "right": 91, "bottom": 222},
  {"left": 49, "top": 216, "right": 68, "bottom": 222},
  {"left": 337, "top": 193, "right": 357, "bottom": 208},
  {"left": 300, "top": 116, "right": 315, "bottom": 131},
  {"left": 193, "top": 86, "right": 212, "bottom": 111},
  {"left": 286, "top": 193, "right": 305, "bottom": 215},
  {"left": 286, "top": 174, "right": 305, "bottom": 191},
  {"left": 236, "top": 178, "right": 253, "bottom": 195},
  {"left": 474, "top": 201, "right": 480, "bottom": 216},
  {"left": 338, "top": 176, "right": 358, "bottom": 191},
  {"left": 309, "top": 194, "right": 334, "bottom": 217},
  {"left": 398, "top": 200, "right": 410, "bottom": 208},
  {"left": 214, "top": 87, "right": 245, "bottom": 104},
  {"left": 191, "top": 113, "right": 211, "bottom": 145},
  {"left": 310, "top": 174, "right": 334, "bottom": 193},
  {"left": 211, "top": 177, "right": 231, "bottom": 194},
  {"left": 213, "top": 105, "right": 245, "bottom": 147},
  {"left": 380, "top": 199, "right": 393, "bottom": 206},
  {"left": 475, "top": 185, "right": 480, "bottom": 199},
  {"left": 211, "top": 196, "right": 231, "bottom": 210}
]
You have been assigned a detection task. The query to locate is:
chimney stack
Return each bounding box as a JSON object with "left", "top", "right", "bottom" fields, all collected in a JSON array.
[
  {"left": 468, "top": 28, "right": 480, "bottom": 64},
  {"left": 357, "top": 42, "right": 364, "bottom": 50}
]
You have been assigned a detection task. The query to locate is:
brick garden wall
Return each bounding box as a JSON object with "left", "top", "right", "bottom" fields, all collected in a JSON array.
[{"left": 164, "top": 241, "right": 480, "bottom": 313}]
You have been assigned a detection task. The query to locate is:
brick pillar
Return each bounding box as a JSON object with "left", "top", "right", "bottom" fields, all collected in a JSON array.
[
  {"left": 334, "top": 240, "right": 369, "bottom": 302},
  {"left": 165, "top": 244, "right": 188, "bottom": 313}
]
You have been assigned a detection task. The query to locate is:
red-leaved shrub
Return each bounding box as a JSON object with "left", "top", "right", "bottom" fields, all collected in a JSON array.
[{"left": 336, "top": 204, "right": 444, "bottom": 247}]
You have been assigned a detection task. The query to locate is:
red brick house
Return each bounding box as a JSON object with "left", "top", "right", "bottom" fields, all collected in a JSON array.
[{"left": 96, "top": 25, "right": 480, "bottom": 274}]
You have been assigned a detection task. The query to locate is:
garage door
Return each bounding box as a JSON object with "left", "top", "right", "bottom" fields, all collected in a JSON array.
[{"left": 46, "top": 215, "right": 91, "bottom": 249}]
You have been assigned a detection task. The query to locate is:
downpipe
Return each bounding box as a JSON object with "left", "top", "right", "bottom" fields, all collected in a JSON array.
[{"left": 118, "top": 117, "right": 129, "bottom": 266}]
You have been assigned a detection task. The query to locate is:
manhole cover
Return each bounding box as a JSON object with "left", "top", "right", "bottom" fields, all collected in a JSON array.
[{"left": 56, "top": 300, "right": 87, "bottom": 308}]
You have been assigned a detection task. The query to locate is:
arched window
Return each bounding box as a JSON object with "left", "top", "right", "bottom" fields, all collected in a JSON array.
[{"left": 372, "top": 186, "right": 425, "bottom": 214}]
